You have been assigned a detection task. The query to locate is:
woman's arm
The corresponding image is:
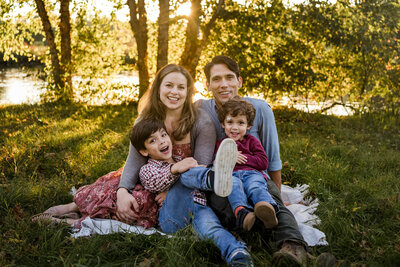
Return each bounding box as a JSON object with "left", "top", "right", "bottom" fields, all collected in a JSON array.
[
  {"left": 116, "top": 140, "right": 147, "bottom": 223},
  {"left": 191, "top": 108, "right": 217, "bottom": 165},
  {"left": 118, "top": 142, "right": 146, "bottom": 189}
]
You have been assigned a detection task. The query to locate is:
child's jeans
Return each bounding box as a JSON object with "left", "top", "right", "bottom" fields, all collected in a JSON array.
[
  {"left": 229, "top": 170, "right": 279, "bottom": 212},
  {"left": 158, "top": 171, "right": 249, "bottom": 265}
]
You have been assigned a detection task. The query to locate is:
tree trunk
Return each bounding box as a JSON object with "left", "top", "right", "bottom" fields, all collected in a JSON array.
[
  {"left": 34, "top": 0, "right": 63, "bottom": 89},
  {"left": 59, "top": 0, "right": 73, "bottom": 102},
  {"left": 127, "top": 0, "right": 150, "bottom": 99},
  {"left": 180, "top": 0, "right": 224, "bottom": 79},
  {"left": 157, "top": 0, "right": 169, "bottom": 71}
]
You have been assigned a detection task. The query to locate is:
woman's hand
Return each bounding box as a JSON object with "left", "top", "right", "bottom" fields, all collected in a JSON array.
[
  {"left": 171, "top": 157, "right": 198, "bottom": 174},
  {"left": 115, "top": 188, "right": 139, "bottom": 223},
  {"left": 236, "top": 151, "right": 247, "bottom": 164},
  {"left": 155, "top": 191, "right": 168, "bottom": 206}
]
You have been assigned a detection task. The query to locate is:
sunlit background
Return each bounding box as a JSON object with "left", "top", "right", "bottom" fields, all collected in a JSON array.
[{"left": 2, "top": 0, "right": 348, "bottom": 115}]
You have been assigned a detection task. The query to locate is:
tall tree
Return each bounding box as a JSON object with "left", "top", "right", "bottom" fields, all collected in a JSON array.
[
  {"left": 34, "top": 0, "right": 73, "bottom": 101},
  {"left": 59, "top": 0, "right": 73, "bottom": 101},
  {"left": 179, "top": 0, "right": 224, "bottom": 79},
  {"left": 127, "top": 0, "right": 150, "bottom": 98},
  {"left": 34, "top": 0, "right": 63, "bottom": 90},
  {"left": 157, "top": 0, "right": 169, "bottom": 70}
]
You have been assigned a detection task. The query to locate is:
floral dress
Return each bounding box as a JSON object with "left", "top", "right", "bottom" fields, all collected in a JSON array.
[{"left": 73, "top": 144, "right": 192, "bottom": 229}]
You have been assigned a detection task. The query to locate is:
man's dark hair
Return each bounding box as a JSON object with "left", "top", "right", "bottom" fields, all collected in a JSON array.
[
  {"left": 204, "top": 55, "right": 241, "bottom": 83},
  {"left": 130, "top": 118, "right": 167, "bottom": 151},
  {"left": 217, "top": 96, "right": 256, "bottom": 127}
]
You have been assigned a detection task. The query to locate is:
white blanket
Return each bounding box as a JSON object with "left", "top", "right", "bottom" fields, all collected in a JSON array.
[{"left": 71, "top": 184, "right": 328, "bottom": 246}]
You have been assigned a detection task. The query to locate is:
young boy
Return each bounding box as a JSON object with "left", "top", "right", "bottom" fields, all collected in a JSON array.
[
  {"left": 179, "top": 97, "right": 279, "bottom": 232},
  {"left": 130, "top": 118, "right": 198, "bottom": 198},
  {"left": 217, "top": 96, "right": 279, "bottom": 229}
]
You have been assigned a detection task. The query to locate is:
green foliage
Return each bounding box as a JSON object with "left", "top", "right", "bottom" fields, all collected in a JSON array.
[
  {"left": 72, "top": 7, "right": 132, "bottom": 78},
  {"left": 202, "top": 0, "right": 400, "bottom": 114},
  {"left": 2, "top": 0, "right": 400, "bottom": 113},
  {"left": 0, "top": 1, "right": 43, "bottom": 62}
]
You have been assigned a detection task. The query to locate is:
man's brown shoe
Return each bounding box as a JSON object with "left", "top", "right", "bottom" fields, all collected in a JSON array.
[{"left": 272, "top": 241, "right": 307, "bottom": 266}]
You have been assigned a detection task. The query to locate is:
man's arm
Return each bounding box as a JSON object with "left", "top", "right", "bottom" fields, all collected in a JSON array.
[{"left": 268, "top": 170, "right": 282, "bottom": 191}]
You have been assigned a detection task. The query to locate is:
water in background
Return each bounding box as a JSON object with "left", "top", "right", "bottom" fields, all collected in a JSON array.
[
  {"left": 0, "top": 67, "right": 46, "bottom": 105},
  {"left": 0, "top": 67, "right": 354, "bottom": 116}
]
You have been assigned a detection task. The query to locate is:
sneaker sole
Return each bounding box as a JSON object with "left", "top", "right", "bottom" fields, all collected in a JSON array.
[
  {"left": 213, "top": 138, "right": 237, "bottom": 197},
  {"left": 254, "top": 201, "right": 278, "bottom": 228},
  {"left": 243, "top": 212, "right": 256, "bottom": 231}
]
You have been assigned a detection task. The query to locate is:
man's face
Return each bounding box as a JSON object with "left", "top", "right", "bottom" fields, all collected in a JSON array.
[{"left": 206, "top": 64, "right": 242, "bottom": 107}]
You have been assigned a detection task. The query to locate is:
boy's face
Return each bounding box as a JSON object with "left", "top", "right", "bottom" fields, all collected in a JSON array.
[
  {"left": 222, "top": 114, "right": 251, "bottom": 141},
  {"left": 139, "top": 128, "right": 173, "bottom": 161},
  {"left": 206, "top": 64, "right": 242, "bottom": 107}
]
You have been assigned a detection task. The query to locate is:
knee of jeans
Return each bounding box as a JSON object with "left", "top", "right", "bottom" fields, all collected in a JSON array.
[{"left": 158, "top": 218, "right": 187, "bottom": 234}]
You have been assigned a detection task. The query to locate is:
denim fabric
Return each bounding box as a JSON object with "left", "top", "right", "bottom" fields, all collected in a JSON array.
[
  {"left": 179, "top": 166, "right": 211, "bottom": 191},
  {"left": 229, "top": 170, "right": 278, "bottom": 212},
  {"left": 192, "top": 203, "right": 249, "bottom": 265},
  {"left": 158, "top": 179, "right": 194, "bottom": 233}
]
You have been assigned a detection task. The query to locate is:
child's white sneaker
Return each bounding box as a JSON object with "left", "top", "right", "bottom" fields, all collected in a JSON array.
[{"left": 213, "top": 138, "right": 237, "bottom": 197}]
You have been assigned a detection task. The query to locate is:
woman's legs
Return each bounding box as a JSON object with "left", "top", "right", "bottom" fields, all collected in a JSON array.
[{"left": 43, "top": 202, "right": 80, "bottom": 217}]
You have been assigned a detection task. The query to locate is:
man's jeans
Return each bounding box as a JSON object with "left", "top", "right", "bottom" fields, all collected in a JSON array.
[
  {"left": 229, "top": 170, "right": 278, "bottom": 212},
  {"left": 180, "top": 167, "right": 307, "bottom": 249},
  {"left": 158, "top": 175, "right": 249, "bottom": 264}
]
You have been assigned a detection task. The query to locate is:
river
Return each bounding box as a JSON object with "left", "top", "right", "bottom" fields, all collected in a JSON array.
[
  {"left": 0, "top": 67, "right": 354, "bottom": 115},
  {"left": 0, "top": 67, "right": 46, "bottom": 105}
]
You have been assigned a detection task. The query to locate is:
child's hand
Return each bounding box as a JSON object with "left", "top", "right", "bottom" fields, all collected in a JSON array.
[
  {"left": 237, "top": 151, "right": 247, "bottom": 164},
  {"left": 156, "top": 191, "right": 168, "bottom": 206},
  {"left": 171, "top": 157, "right": 198, "bottom": 174}
]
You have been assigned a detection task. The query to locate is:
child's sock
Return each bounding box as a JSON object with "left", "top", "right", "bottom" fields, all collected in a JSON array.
[{"left": 234, "top": 206, "right": 244, "bottom": 217}]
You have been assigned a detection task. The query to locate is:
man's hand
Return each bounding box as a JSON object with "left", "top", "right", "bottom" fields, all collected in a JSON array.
[
  {"left": 236, "top": 151, "right": 247, "bottom": 164},
  {"left": 115, "top": 188, "right": 139, "bottom": 223},
  {"left": 171, "top": 157, "right": 198, "bottom": 174},
  {"left": 155, "top": 191, "right": 168, "bottom": 206}
]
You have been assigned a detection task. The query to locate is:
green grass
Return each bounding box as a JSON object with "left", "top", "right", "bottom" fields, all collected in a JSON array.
[{"left": 1, "top": 103, "right": 399, "bottom": 266}]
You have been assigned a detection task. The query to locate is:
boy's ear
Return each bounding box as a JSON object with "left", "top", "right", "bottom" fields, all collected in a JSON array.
[
  {"left": 139, "top": 149, "right": 149, "bottom": 157},
  {"left": 221, "top": 123, "right": 225, "bottom": 129},
  {"left": 247, "top": 125, "right": 252, "bottom": 130}
]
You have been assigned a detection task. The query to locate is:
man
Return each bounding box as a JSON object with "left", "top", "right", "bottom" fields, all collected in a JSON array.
[{"left": 199, "top": 55, "right": 308, "bottom": 265}]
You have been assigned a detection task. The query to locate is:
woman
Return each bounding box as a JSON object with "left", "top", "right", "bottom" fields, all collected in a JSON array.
[
  {"left": 32, "top": 64, "right": 216, "bottom": 230},
  {"left": 115, "top": 64, "right": 216, "bottom": 231}
]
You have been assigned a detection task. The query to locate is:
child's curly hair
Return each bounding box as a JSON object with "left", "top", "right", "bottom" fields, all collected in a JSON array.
[{"left": 217, "top": 96, "right": 256, "bottom": 127}]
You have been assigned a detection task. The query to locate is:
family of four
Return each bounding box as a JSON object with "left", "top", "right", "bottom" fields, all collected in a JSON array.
[{"left": 34, "top": 55, "right": 308, "bottom": 266}]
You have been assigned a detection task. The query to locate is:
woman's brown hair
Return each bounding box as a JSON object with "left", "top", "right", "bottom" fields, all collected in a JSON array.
[{"left": 138, "top": 64, "right": 197, "bottom": 141}]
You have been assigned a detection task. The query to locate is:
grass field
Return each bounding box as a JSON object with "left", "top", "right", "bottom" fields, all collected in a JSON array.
[{"left": 1, "top": 103, "right": 399, "bottom": 266}]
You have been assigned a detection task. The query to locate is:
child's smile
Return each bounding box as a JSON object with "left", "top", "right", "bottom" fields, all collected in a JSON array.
[
  {"left": 140, "top": 128, "right": 174, "bottom": 162},
  {"left": 222, "top": 114, "right": 251, "bottom": 141}
]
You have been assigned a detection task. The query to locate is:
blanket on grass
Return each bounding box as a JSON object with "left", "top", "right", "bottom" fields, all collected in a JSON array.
[{"left": 71, "top": 184, "right": 328, "bottom": 246}]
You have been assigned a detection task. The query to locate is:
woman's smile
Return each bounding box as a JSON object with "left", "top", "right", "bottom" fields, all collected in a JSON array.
[{"left": 160, "top": 72, "right": 188, "bottom": 111}]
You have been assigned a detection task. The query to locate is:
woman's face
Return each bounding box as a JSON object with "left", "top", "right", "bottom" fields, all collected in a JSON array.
[{"left": 159, "top": 72, "right": 188, "bottom": 112}]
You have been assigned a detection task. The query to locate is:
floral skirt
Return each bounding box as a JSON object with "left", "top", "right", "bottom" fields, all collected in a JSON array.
[{"left": 73, "top": 168, "right": 158, "bottom": 229}]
